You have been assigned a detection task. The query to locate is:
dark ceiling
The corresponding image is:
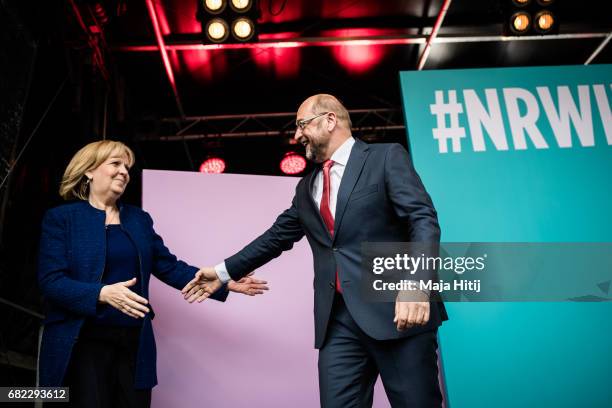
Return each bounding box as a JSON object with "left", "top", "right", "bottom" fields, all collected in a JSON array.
[{"left": 108, "top": 0, "right": 611, "bottom": 113}]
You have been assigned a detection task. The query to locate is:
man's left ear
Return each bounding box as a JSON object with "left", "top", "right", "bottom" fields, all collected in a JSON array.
[{"left": 326, "top": 112, "right": 337, "bottom": 132}]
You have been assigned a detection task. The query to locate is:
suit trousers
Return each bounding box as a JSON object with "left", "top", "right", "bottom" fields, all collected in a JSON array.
[
  {"left": 318, "top": 295, "right": 443, "bottom": 408},
  {"left": 46, "top": 323, "right": 151, "bottom": 408}
]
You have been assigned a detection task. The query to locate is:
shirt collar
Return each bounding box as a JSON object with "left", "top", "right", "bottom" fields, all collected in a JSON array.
[{"left": 329, "top": 137, "right": 355, "bottom": 167}]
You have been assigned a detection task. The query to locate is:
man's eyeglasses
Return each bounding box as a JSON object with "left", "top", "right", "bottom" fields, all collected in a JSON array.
[{"left": 296, "top": 112, "right": 329, "bottom": 130}]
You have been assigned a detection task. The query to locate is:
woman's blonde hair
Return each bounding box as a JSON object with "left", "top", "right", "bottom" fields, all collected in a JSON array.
[{"left": 59, "top": 140, "right": 135, "bottom": 201}]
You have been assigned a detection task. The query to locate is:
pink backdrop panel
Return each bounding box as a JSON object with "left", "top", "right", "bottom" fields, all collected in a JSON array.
[{"left": 142, "top": 169, "right": 391, "bottom": 407}]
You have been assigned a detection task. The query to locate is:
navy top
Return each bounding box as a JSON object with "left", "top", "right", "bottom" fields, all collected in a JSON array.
[{"left": 91, "top": 224, "right": 142, "bottom": 327}]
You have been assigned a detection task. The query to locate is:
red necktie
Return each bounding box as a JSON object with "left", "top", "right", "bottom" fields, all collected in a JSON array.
[{"left": 319, "top": 160, "right": 342, "bottom": 293}]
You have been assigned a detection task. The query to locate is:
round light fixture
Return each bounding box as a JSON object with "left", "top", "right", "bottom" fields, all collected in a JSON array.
[
  {"left": 534, "top": 11, "right": 555, "bottom": 33},
  {"left": 206, "top": 18, "right": 229, "bottom": 43},
  {"left": 510, "top": 12, "right": 531, "bottom": 34},
  {"left": 280, "top": 152, "right": 307, "bottom": 175},
  {"left": 232, "top": 18, "right": 254, "bottom": 41},
  {"left": 204, "top": 0, "right": 226, "bottom": 14},
  {"left": 230, "top": 0, "right": 252, "bottom": 12},
  {"left": 199, "top": 157, "right": 226, "bottom": 174}
]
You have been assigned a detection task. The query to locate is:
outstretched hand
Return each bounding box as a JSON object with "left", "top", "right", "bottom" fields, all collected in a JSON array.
[
  {"left": 228, "top": 273, "right": 269, "bottom": 296},
  {"left": 99, "top": 278, "right": 150, "bottom": 318},
  {"left": 182, "top": 267, "right": 222, "bottom": 303}
]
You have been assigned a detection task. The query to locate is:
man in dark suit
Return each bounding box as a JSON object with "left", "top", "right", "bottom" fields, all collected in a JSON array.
[{"left": 183, "top": 94, "right": 448, "bottom": 407}]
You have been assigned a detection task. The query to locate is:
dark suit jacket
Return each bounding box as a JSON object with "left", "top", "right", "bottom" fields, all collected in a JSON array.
[
  {"left": 37, "top": 200, "right": 227, "bottom": 388},
  {"left": 225, "top": 139, "right": 448, "bottom": 348}
]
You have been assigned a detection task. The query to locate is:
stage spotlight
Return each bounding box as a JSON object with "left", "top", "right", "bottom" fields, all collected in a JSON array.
[
  {"left": 206, "top": 18, "right": 229, "bottom": 43},
  {"left": 510, "top": 12, "right": 531, "bottom": 34},
  {"left": 200, "top": 157, "right": 226, "bottom": 174},
  {"left": 204, "top": 0, "right": 226, "bottom": 14},
  {"left": 199, "top": 0, "right": 258, "bottom": 44},
  {"left": 534, "top": 10, "right": 555, "bottom": 33},
  {"left": 232, "top": 18, "right": 254, "bottom": 41},
  {"left": 280, "top": 152, "right": 306, "bottom": 175},
  {"left": 504, "top": 0, "right": 558, "bottom": 36},
  {"left": 230, "top": 0, "right": 252, "bottom": 12}
]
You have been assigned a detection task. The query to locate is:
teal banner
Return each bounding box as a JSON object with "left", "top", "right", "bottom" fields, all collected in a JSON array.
[{"left": 400, "top": 65, "right": 612, "bottom": 408}]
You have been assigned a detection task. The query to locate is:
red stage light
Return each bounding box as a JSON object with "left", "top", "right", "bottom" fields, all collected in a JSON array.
[
  {"left": 280, "top": 152, "right": 307, "bottom": 175},
  {"left": 325, "top": 29, "right": 388, "bottom": 74},
  {"left": 200, "top": 157, "right": 226, "bottom": 173}
]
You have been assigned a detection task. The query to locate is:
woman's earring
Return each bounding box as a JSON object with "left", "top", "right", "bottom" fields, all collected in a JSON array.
[{"left": 86, "top": 178, "right": 92, "bottom": 185}]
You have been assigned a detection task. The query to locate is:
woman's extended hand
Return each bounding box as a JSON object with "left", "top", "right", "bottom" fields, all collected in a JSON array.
[
  {"left": 98, "top": 278, "right": 150, "bottom": 318},
  {"left": 228, "top": 274, "right": 269, "bottom": 296}
]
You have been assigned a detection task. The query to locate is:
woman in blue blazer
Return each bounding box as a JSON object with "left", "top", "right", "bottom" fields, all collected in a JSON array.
[{"left": 38, "top": 140, "right": 267, "bottom": 407}]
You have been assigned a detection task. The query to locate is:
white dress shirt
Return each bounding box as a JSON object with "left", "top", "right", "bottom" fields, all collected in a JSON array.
[
  {"left": 215, "top": 137, "right": 356, "bottom": 283},
  {"left": 311, "top": 137, "right": 355, "bottom": 216}
]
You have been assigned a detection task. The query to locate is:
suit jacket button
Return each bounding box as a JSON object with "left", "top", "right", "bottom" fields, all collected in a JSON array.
[
  {"left": 332, "top": 247, "right": 338, "bottom": 252},
  {"left": 329, "top": 282, "right": 335, "bottom": 288}
]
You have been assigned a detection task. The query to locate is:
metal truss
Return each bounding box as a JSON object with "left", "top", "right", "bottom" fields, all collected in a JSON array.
[{"left": 135, "top": 108, "right": 406, "bottom": 144}]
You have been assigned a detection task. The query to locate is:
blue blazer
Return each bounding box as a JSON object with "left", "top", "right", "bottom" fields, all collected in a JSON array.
[
  {"left": 37, "top": 200, "right": 227, "bottom": 389},
  {"left": 225, "top": 140, "right": 448, "bottom": 348}
]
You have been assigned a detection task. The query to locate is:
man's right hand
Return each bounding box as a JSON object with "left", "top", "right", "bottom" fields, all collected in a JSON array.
[
  {"left": 181, "top": 267, "right": 223, "bottom": 303},
  {"left": 98, "top": 277, "right": 150, "bottom": 319}
]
